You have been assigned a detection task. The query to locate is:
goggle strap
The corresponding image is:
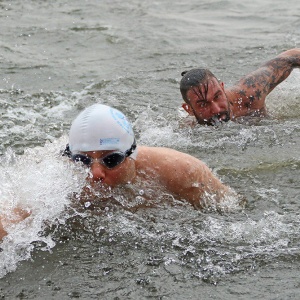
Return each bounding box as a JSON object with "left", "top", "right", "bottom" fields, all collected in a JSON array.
[{"left": 125, "top": 139, "right": 137, "bottom": 157}]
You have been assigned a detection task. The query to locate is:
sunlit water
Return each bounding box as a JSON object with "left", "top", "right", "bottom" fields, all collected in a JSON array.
[{"left": 0, "top": 0, "right": 299, "bottom": 299}]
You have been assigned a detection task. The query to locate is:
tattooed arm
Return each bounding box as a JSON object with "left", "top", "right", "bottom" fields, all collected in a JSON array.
[{"left": 227, "top": 48, "right": 300, "bottom": 116}]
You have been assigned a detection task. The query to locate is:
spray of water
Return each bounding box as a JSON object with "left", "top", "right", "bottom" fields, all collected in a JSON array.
[{"left": 0, "top": 136, "right": 86, "bottom": 278}]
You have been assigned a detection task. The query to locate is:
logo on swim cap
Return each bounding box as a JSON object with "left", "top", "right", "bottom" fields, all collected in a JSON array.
[
  {"left": 100, "top": 138, "right": 120, "bottom": 145},
  {"left": 110, "top": 107, "right": 133, "bottom": 135},
  {"left": 69, "top": 104, "right": 138, "bottom": 159}
]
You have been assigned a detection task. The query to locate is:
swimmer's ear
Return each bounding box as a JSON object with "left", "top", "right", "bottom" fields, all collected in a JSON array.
[{"left": 182, "top": 103, "right": 194, "bottom": 116}]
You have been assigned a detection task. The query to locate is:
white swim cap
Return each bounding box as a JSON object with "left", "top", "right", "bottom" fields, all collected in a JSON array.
[{"left": 68, "top": 104, "right": 138, "bottom": 159}]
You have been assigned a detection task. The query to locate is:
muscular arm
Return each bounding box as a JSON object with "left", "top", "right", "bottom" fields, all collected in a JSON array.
[
  {"left": 167, "top": 154, "right": 230, "bottom": 208},
  {"left": 136, "top": 146, "right": 230, "bottom": 208},
  {"left": 228, "top": 48, "right": 300, "bottom": 115}
]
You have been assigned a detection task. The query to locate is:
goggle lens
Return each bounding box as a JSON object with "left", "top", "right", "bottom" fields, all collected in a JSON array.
[
  {"left": 102, "top": 152, "right": 125, "bottom": 169},
  {"left": 70, "top": 139, "right": 136, "bottom": 170},
  {"left": 71, "top": 152, "right": 126, "bottom": 169}
]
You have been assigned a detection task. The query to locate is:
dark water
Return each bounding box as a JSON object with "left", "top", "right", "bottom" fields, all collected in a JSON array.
[{"left": 0, "top": 0, "right": 300, "bottom": 299}]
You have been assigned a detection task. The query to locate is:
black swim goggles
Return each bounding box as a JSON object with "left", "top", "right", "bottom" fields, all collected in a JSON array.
[{"left": 70, "top": 140, "right": 136, "bottom": 170}]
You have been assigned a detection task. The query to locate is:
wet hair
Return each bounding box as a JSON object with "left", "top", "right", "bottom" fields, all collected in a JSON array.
[{"left": 180, "top": 68, "right": 216, "bottom": 103}]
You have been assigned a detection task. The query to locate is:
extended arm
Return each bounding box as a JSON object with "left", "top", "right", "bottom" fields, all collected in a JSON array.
[{"left": 228, "top": 48, "right": 300, "bottom": 113}]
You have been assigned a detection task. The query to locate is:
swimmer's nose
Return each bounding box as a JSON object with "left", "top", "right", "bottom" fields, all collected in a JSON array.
[
  {"left": 211, "top": 101, "right": 221, "bottom": 115},
  {"left": 90, "top": 162, "right": 106, "bottom": 182}
]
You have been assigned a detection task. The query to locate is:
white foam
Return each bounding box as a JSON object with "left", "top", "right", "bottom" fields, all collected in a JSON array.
[{"left": 0, "top": 136, "right": 86, "bottom": 278}]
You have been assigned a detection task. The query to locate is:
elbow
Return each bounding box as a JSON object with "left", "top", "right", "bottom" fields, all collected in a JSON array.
[{"left": 279, "top": 49, "right": 300, "bottom": 66}]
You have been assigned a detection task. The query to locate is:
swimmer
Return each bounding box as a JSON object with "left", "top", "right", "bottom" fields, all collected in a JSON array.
[
  {"left": 64, "top": 103, "right": 233, "bottom": 209},
  {"left": 0, "top": 103, "right": 235, "bottom": 241},
  {"left": 180, "top": 48, "right": 300, "bottom": 126}
]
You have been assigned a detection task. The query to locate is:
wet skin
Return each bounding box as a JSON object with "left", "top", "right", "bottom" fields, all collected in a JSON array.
[
  {"left": 0, "top": 207, "right": 31, "bottom": 240},
  {"left": 181, "top": 49, "right": 300, "bottom": 125},
  {"left": 75, "top": 146, "right": 231, "bottom": 209},
  {"left": 182, "top": 78, "right": 231, "bottom": 125},
  {"left": 79, "top": 150, "right": 136, "bottom": 187}
]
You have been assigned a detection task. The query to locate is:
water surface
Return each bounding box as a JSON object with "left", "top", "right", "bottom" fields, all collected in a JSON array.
[{"left": 0, "top": 0, "right": 299, "bottom": 299}]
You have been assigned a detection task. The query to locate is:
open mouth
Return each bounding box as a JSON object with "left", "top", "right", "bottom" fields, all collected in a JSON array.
[{"left": 208, "top": 112, "right": 230, "bottom": 126}]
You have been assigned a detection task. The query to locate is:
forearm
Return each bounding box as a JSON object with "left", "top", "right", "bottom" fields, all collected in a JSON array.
[
  {"left": 263, "top": 48, "right": 300, "bottom": 88},
  {"left": 277, "top": 48, "right": 300, "bottom": 68},
  {"left": 232, "top": 48, "right": 300, "bottom": 99}
]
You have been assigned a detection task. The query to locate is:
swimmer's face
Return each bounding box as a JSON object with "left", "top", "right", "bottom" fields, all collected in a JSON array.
[
  {"left": 73, "top": 150, "right": 136, "bottom": 187},
  {"left": 182, "top": 78, "right": 231, "bottom": 126}
]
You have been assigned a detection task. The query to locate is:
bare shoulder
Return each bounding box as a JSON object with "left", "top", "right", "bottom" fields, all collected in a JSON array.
[
  {"left": 135, "top": 145, "right": 216, "bottom": 188},
  {"left": 136, "top": 146, "right": 203, "bottom": 170},
  {"left": 135, "top": 145, "right": 210, "bottom": 185}
]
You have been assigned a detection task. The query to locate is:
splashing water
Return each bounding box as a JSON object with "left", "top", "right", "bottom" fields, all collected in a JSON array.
[{"left": 0, "top": 136, "right": 86, "bottom": 278}]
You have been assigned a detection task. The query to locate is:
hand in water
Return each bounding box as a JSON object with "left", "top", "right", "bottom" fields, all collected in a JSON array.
[{"left": 0, "top": 207, "right": 31, "bottom": 240}]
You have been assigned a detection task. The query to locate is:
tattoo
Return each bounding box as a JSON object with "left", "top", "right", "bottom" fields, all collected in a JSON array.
[
  {"left": 241, "top": 56, "right": 293, "bottom": 103},
  {"left": 192, "top": 82, "right": 209, "bottom": 101},
  {"left": 266, "top": 57, "right": 294, "bottom": 89},
  {"left": 255, "top": 89, "right": 262, "bottom": 99},
  {"left": 235, "top": 51, "right": 298, "bottom": 112},
  {"left": 269, "top": 75, "right": 277, "bottom": 90},
  {"left": 239, "top": 90, "right": 246, "bottom": 97},
  {"left": 244, "top": 77, "right": 256, "bottom": 88},
  {"left": 249, "top": 95, "right": 255, "bottom": 102}
]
